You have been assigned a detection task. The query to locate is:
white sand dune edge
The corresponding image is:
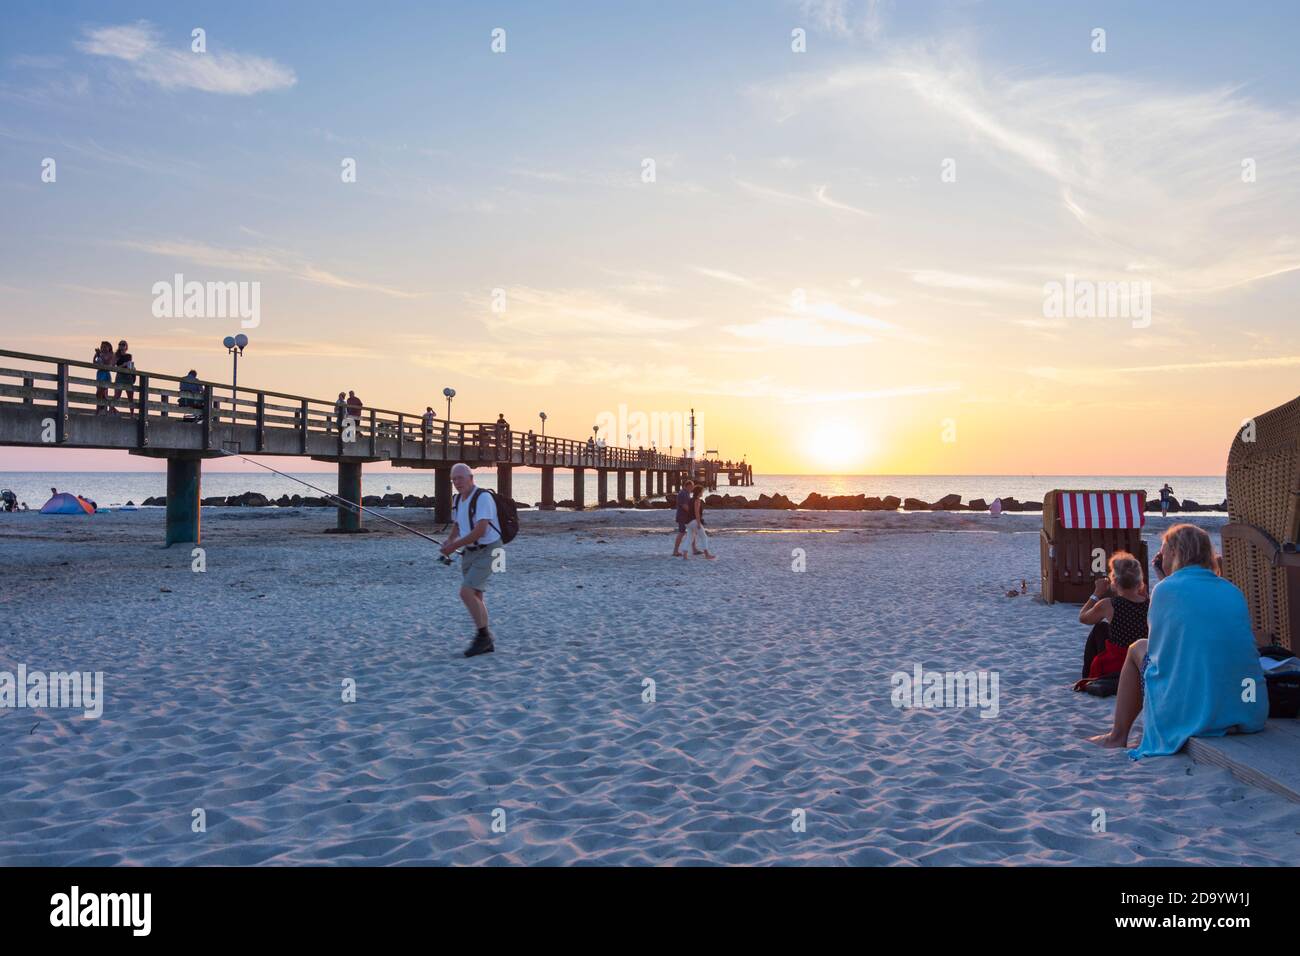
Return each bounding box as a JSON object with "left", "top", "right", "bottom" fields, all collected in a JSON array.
[{"left": 1, "top": 507, "right": 1297, "bottom": 866}]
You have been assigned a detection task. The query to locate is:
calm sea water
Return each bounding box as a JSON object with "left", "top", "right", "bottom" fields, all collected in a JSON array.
[{"left": 0, "top": 472, "right": 1228, "bottom": 511}]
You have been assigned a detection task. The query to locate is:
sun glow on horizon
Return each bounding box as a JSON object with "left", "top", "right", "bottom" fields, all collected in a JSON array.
[{"left": 804, "top": 419, "right": 875, "bottom": 474}]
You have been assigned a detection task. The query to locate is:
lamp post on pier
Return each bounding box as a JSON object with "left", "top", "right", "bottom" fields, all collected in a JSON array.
[{"left": 223, "top": 334, "right": 247, "bottom": 422}]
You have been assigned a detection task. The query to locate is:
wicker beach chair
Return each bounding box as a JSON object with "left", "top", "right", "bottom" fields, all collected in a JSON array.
[
  {"left": 1040, "top": 490, "right": 1149, "bottom": 604},
  {"left": 1222, "top": 395, "right": 1300, "bottom": 650}
]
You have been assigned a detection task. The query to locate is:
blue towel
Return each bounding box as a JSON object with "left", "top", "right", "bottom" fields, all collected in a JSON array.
[{"left": 1131, "top": 566, "right": 1269, "bottom": 759}]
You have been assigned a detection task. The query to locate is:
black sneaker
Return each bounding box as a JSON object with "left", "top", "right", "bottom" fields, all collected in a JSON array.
[{"left": 463, "top": 633, "right": 495, "bottom": 658}]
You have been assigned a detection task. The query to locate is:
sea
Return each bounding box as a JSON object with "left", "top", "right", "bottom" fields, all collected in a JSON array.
[{"left": 0, "top": 472, "right": 1229, "bottom": 512}]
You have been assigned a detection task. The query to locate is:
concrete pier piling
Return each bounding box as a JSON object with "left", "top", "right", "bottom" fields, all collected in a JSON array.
[{"left": 164, "top": 454, "right": 202, "bottom": 546}]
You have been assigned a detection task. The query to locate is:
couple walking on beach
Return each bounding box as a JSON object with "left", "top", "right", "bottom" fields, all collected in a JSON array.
[{"left": 672, "top": 478, "right": 716, "bottom": 560}]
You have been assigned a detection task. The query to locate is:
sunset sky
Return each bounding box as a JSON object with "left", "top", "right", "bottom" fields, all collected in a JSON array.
[{"left": 2, "top": 1, "right": 1298, "bottom": 475}]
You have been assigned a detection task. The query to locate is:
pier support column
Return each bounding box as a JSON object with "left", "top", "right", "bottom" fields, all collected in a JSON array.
[
  {"left": 165, "top": 455, "right": 202, "bottom": 547},
  {"left": 632, "top": 470, "right": 641, "bottom": 501},
  {"left": 540, "top": 466, "right": 555, "bottom": 510},
  {"left": 335, "top": 460, "right": 363, "bottom": 532},
  {"left": 573, "top": 467, "right": 585, "bottom": 510},
  {"left": 617, "top": 470, "right": 626, "bottom": 503},
  {"left": 497, "top": 462, "right": 513, "bottom": 504},
  {"left": 597, "top": 469, "right": 608, "bottom": 506},
  {"left": 434, "top": 466, "right": 452, "bottom": 524}
]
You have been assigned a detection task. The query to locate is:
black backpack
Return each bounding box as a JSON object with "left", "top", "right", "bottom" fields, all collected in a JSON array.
[{"left": 454, "top": 487, "right": 519, "bottom": 544}]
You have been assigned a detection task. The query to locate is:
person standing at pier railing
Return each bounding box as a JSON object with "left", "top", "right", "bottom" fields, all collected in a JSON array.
[
  {"left": 93, "top": 341, "right": 114, "bottom": 415},
  {"left": 345, "top": 391, "right": 363, "bottom": 426},
  {"left": 422, "top": 406, "right": 436, "bottom": 437},
  {"left": 113, "top": 341, "right": 135, "bottom": 415},
  {"left": 332, "top": 393, "right": 347, "bottom": 434},
  {"left": 494, "top": 413, "right": 510, "bottom": 461},
  {"left": 178, "top": 370, "right": 204, "bottom": 422}
]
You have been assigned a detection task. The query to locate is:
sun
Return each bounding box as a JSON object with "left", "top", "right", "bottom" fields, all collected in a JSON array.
[{"left": 804, "top": 419, "right": 872, "bottom": 473}]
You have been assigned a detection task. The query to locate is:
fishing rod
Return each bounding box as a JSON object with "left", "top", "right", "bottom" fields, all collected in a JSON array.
[{"left": 216, "top": 449, "right": 455, "bottom": 552}]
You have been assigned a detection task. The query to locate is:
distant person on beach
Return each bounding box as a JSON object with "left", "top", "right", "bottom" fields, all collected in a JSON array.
[
  {"left": 113, "top": 340, "right": 136, "bottom": 414},
  {"left": 93, "top": 341, "right": 114, "bottom": 414},
  {"left": 1074, "top": 552, "right": 1148, "bottom": 692},
  {"left": 440, "top": 462, "right": 503, "bottom": 658},
  {"left": 1159, "top": 483, "right": 1174, "bottom": 517},
  {"left": 687, "top": 483, "right": 717, "bottom": 560},
  {"left": 672, "top": 478, "right": 695, "bottom": 557},
  {"left": 1088, "top": 524, "right": 1268, "bottom": 754},
  {"left": 178, "top": 370, "right": 203, "bottom": 421}
]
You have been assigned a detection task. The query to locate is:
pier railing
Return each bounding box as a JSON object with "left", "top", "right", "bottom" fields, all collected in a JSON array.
[{"left": 0, "top": 348, "right": 694, "bottom": 471}]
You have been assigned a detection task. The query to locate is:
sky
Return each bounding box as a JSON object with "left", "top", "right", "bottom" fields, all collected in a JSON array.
[{"left": 2, "top": 0, "right": 1298, "bottom": 475}]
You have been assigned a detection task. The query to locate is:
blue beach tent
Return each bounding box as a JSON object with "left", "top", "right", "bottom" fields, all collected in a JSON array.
[{"left": 39, "top": 493, "right": 96, "bottom": 515}]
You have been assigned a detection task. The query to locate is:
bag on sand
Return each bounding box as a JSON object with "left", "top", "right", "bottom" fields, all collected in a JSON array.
[{"left": 1260, "top": 644, "right": 1300, "bottom": 719}]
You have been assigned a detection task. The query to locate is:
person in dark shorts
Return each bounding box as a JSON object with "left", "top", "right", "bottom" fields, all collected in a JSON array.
[{"left": 672, "top": 477, "right": 695, "bottom": 557}]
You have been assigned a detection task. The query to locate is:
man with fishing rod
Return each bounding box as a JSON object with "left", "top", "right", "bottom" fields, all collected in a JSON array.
[{"left": 440, "top": 462, "right": 512, "bottom": 658}]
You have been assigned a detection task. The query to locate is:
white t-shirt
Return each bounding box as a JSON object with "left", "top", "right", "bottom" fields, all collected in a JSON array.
[{"left": 455, "top": 486, "right": 501, "bottom": 545}]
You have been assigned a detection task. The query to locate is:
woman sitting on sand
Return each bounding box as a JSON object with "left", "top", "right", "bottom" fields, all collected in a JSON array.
[
  {"left": 1074, "top": 552, "right": 1148, "bottom": 691},
  {"left": 1088, "top": 524, "right": 1269, "bottom": 755}
]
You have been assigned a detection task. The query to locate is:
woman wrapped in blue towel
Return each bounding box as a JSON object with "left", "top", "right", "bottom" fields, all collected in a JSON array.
[{"left": 1088, "top": 523, "right": 1269, "bottom": 756}]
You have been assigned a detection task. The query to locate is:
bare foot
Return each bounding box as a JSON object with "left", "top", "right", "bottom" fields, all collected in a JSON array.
[
  {"left": 1086, "top": 732, "right": 1128, "bottom": 748},
  {"left": 705, "top": 553, "right": 717, "bottom": 560}
]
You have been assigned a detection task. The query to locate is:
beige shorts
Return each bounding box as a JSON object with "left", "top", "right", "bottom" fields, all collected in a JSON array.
[{"left": 461, "top": 544, "right": 500, "bottom": 591}]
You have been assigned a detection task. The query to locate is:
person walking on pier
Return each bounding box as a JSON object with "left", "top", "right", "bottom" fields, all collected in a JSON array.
[
  {"left": 672, "top": 478, "right": 695, "bottom": 557},
  {"left": 441, "top": 462, "right": 504, "bottom": 658}
]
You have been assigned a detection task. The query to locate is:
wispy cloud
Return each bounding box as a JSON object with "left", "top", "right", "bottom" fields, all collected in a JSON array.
[
  {"left": 474, "top": 287, "right": 695, "bottom": 338},
  {"left": 736, "top": 178, "right": 869, "bottom": 217},
  {"left": 77, "top": 21, "right": 295, "bottom": 95},
  {"left": 795, "top": 0, "right": 889, "bottom": 40},
  {"left": 116, "top": 239, "right": 421, "bottom": 299},
  {"left": 760, "top": 47, "right": 1300, "bottom": 297}
]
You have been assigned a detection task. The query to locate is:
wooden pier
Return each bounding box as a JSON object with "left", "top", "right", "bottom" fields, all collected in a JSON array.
[{"left": 0, "top": 350, "right": 739, "bottom": 545}]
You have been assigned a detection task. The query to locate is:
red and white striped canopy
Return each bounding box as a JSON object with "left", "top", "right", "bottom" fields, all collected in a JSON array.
[{"left": 1058, "top": 491, "right": 1146, "bottom": 529}]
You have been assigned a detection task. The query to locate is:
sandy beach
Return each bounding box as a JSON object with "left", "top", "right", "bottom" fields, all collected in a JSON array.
[{"left": 2, "top": 506, "right": 1297, "bottom": 866}]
